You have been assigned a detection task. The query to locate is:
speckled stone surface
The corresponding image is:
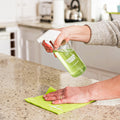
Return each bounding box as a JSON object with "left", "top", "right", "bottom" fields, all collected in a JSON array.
[{"left": 0, "top": 54, "right": 120, "bottom": 120}]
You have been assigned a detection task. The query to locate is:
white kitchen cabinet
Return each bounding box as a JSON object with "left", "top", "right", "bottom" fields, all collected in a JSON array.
[
  {"left": 72, "top": 41, "right": 120, "bottom": 74},
  {"left": 83, "top": 66, "right": 118, "bottom": 81},
  {"left": 6, "top": 26, "right": 19, "bottom": 57},
  {"left": 0, "top": 32, "right": 10, "bottom": 55},
  {"left": 40, "top": 46, "right": 66, "bottom": 71},
  {"left": 19, "top": 26, "right": 44, "bottom": 64},
  {"left": 0, "top": 27, "right": 18, "bottom": 57}
]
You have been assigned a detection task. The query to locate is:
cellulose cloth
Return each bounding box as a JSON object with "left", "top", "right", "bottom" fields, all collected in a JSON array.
[{"left": 25, "top": 87, "right": 94, "bottom": 114}]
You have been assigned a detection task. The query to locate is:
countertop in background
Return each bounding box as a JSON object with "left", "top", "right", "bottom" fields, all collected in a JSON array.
[
  {"left": 0, "top": 22, "right": 17, "bottom": 29},
  {"left": 0, "top": 20, "right": 88, "bottom": 29},
  {"left": 0, "top": 54, "right": 120, "bottom": 120},
  {"left": 18, "top": 20, "right": 89, "bottom": 29}
]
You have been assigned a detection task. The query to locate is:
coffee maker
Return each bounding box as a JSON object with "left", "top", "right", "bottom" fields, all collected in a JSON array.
[{"left": 38, "top": 1, "right": 53, "bottom": 23}]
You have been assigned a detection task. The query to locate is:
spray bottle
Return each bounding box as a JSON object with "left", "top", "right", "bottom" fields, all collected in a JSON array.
[{"left": 37, "top": 30, "right": 86, "bottom": 77}]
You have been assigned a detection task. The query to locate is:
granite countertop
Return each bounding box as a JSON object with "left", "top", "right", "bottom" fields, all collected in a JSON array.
[
  {"left": 18, "top": 20, "right": 89, "bottom": 29},
  {"left": 0, "top": 22, "right": 17, "bottom": 29},
  {"left": 0, "top": 54, "right": 120, "bottom": 120}
]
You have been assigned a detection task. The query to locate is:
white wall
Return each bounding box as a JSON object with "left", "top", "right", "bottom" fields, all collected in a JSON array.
[
  {"left": 91, "top": 0, "right": 120, "bottom": 21},
  {"left": 101, "top": 0, "right": 119, "bottom": 12},
  {"left": 0, "top": 0, "right": 119, "bottom": 23},
  {"left": 0, "top": 0, "right": 38, "bottom": 23},
  {"left": 0, "top": 0, "right": 17, "bottom": 22}
]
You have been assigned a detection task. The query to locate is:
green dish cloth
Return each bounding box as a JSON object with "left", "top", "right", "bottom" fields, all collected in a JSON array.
[{"left": 25, "top": 87, "right": 94, "bottom": 115}]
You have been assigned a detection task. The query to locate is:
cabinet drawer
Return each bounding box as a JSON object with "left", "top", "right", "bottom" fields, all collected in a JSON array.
[
  {"left": 0, "top": 38, "right": 10, "bottom": 55},
  {"left": 0, "top": 32, "right": 10, "bottom": 55}
]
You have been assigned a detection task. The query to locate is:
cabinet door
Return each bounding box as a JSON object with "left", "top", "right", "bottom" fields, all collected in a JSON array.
[
  {"left": 0, "top": 32, "right": 10, "bottom": 55},
  {"left": 41, "top": 46, "right": 66, "bottom": 71},
  {"left": 26, "top": 40, "right": 41, "bottom": 63},
  {"left": 19, "top": 27, "right": 44, "bottom": 64},
  {"left": 7, "top": 27, "right": 18, "bottom": 57},
  {"left": 72, "top": 41, "right": 120, "bottom": 74}
]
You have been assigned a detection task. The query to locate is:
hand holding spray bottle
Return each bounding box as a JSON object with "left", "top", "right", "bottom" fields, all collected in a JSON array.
[{"left": 37, "top": 30, "right": 86, "bottom": 77}]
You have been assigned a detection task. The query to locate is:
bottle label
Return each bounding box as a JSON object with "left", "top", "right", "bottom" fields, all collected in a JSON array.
[
  {"left": 66, "top": 54, "right": 75, "bottom": 63},
  {"left": 54, "top": 49, "right": 86, "bottom": 77}
]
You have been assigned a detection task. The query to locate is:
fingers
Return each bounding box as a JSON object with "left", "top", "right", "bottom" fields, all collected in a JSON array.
[
  {"left": 54, "top": 33, "right": 63, "bottom": 49},
  {"left": 42, "top": 32, "right": 70, "bottom": 53},
  {"left": 43, "top": 89, "right": 64, "bottom": 101},
  {"left": 44, "top": 94, "right": 65, "bottom": 101},
  {"left": 54, "top": 33, "right": 70, "bottom": 50},
  {"left": 52, "top": 99, "right": 68, "bottom": 104},
  {"left": 44, "top": 89, "right": 63, "bottom": 97},
  {"left": 44, "top": 94, "right": 68, "bottom": 104},
  {"left": 42, "top": 40, "right": 58, "bottom": 58},
  {"left": 45, "top": 89, "right": 63, "bottom": 96},
  {"left": 42, "top": 40, "right": 53, "bottom": 53},
  {"left": 44, "top": 96, "right": 57, "bottom": 101}
]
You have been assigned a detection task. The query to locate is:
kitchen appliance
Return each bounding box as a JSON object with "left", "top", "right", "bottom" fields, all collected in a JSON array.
[
  {"left": 52, "top": 0, "right": 65, "bottom": 26},
  {"left": 38, "top": 2, "right": 53, "bottom": 23},
  {"left": 65, "top": 0, "right": 83, "bottom": 22}
]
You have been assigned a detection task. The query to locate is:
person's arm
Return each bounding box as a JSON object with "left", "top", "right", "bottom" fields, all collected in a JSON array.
[
  {"left": 86, "top": 19, "right": 120, "bottom": 47},
  {"left": 89, "top": 75, "right": 120, "bottom": 101},
  {"left": 42, "top": 19, "right": 120, "bottom": 52},
  {"left": 42, "top": 25, "right": 91, "bottom": 52},
  {"left": 43, "top": 75, "right": 120, "bottom": 104},
  {"left": 54, "top": 19, "right": 120, "bottom": 49}
]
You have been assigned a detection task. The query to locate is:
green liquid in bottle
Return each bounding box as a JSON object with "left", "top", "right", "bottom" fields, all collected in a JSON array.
[{"left": 54, "top": 49, "right": 86, "bottom": 77}]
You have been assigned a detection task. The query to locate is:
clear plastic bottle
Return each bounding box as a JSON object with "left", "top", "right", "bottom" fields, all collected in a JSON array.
[
  {"left": 53, "top": 42, "right": 86, "bottom": 77},
  {"left": 37, "top": 30, "right": 86, "bottom": 77}
]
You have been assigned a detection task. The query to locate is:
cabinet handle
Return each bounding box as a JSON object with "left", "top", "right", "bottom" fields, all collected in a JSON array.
[
  {"left": 11, "top": 41, "right": 15, "bottom": 48},
  {"left": 11, "top": 50, "right": 15, "bottom": 56},
  {"left": 10, "top": 32, "right": 15, "bottom": 39}
]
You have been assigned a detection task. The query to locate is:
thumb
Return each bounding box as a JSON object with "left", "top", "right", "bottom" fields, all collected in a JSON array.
[
  {"left": 54, "top": 38, "right": 70, "bottom": 50},
  {"left": 65, "top": 38, "right": 70, "bottom": 42},
  {"left": 52, "top": 99, "right": 68, "bottom": 104},
  {"left": 54, "top": 32, "right": 70, "bottom": 50}
]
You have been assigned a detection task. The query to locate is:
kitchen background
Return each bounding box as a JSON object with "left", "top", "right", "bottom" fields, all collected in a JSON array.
[
  {"left": 0, "top": 0, "right": 120, "bottom": 81},
  {"left": 0, "top": 0, "right": 119, "bottom": 23}
]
